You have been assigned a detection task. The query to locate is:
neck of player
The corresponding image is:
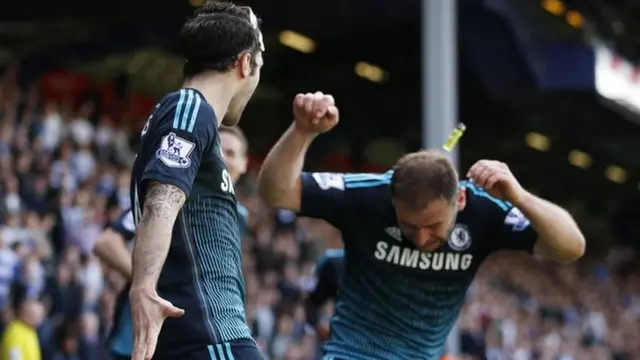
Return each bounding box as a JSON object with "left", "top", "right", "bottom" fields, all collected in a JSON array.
[{"left": 184, "top": 75, "right": 235, "bottom": 126}]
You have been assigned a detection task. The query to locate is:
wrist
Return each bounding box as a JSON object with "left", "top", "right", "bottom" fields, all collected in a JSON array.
[
  {"left": 510, "top": 189, "right": 534, "bottom": 209},
  {"left": 129, "top": 283, "right": 157, "bottom": 295},
  {"left": 289, "top": 123, "right": 319, "bottom": 142}
]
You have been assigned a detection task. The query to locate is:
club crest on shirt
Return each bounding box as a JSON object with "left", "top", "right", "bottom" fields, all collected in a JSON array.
[
  {"left": 156, "top": 132, "right": 195, "bottom": 168},
  {"left": 448, "top": 224, "right": 472, "bottom": 251},
  {"left": 504, "top": 207, "right": 530, "bottom": 231}
]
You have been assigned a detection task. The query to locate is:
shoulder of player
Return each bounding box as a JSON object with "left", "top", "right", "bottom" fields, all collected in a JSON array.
[
  {"left": 341, "top": 170, "right": 393, "bottom": 198},
  {"left": 156, "top": 89, "right": 215, "bottom": 134},
  {"left": 316, "top": 249, "right": 344, "bottom": 273},
  {"left": 460, "top": 180, "right": 514, "bottom": 224}
]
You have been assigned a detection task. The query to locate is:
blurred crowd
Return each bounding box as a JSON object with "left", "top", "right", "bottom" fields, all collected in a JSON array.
[{"left": 0, "top": 64, "right": 636, "bottom": 360}]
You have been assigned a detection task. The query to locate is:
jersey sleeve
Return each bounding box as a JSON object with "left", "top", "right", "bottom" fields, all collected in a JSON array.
[
  {"left": 469, "top": 183, "right": 538, "bottom": 253},
  {"left": 107, "top": 209, "right": 135, "bottom": 242},
  {"left": 140, "top": 96, "right": 215, "bottom": 196},
  {"left": 299, "top": 172, "right": 351, "bottom": 227}
]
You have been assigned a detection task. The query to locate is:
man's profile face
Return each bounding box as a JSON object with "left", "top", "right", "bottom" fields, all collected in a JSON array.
[
  {"left": 220, "top": 131, "right": 247, "bottom": 182},
  {"left": 394, "top": 190, "right": 466, "bottom": 252},
  {"left": 223, "top": 51, "right": 263, "bottom": 126}
]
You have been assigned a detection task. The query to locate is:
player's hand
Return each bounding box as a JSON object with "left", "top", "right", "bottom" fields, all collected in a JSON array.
[
  {"left": 466, "top": 160, "right": 527, "bottom": 204},
  {"left": 293, "top": 92, "right": 339, "bottom": 135},
  {"left": 130, "top": 289, "right": 185, "bottom": 360}
]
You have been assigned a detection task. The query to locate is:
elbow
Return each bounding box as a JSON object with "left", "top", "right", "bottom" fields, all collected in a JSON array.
[
  {"left": 93, "top": 234, "right": 109, "bottom": 258},
  {"left": 256, "top": 171, "right": 286, "bottom": 207},
  {"left": 256, "top": 171, "right": 276, "bottom": 206},
  {"left": 569, "top": 233, "right": 586, "bottom": 261},
  {"left": 256, "top": 172, "right": 301, "bottom": 211},
  {"left": 559, "top": 232, "right": 586, "bottom": 263}
]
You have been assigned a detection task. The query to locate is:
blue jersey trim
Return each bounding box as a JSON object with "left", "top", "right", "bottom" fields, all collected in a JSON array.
[
  {"left": 172, "top": 89, "right": 201, "bottom": 132},
  {"left": 462, "top": 181, "right": 510, "bottom": 211},
  {"left": 207, "top": 343, "right": 235, "bottom": 360},
  {"left": 343, "top": 171, "right": 393, "bottom": 188}
]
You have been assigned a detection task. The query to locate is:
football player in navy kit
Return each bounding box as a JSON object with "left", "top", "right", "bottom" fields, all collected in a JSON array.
[
  {"left": 128, "top": 2, "right": 265, "bottom": 360},
  {"left": 96, "top": 126, "right": 250, "bottom": 360},
  {"left": 257, "top": 92, "right": 585, "bottom": 360}
]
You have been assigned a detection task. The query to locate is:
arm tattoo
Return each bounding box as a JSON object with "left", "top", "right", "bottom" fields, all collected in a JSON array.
[
  {"left": 139, "top": 183, "right": 186, "bottom": 226},
  {"left": 131, "top": 183, "right": 186, "bottom": 290}
]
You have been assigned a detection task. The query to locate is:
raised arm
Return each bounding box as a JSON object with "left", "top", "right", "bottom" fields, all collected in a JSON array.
[
  {"left": 258, "top": 125, "right": 314, "bottom": 210},
  {"left": 467, "top": 160, "right": 585, "bottom": 263},
  {"left": 258, "top": 92, "right": 338, "bottom": 210}
]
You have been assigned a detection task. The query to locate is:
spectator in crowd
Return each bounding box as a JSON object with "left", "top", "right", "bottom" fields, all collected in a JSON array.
[{"left": 1, "top": 298, "right": 45, "bottom": 360}]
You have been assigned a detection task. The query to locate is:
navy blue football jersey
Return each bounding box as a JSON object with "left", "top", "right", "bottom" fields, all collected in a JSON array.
[
  {"left": 306, "top": 249, "right": 344, "bottom": 327},
  {"left": 298, "top": 171, "right": 538, "bottom": 360},
  {"left": 130, "top": 88, "right": 251, "bottom": 355},
  {"left": 106, "top": 209, "right": 135, "bottom": 357}
]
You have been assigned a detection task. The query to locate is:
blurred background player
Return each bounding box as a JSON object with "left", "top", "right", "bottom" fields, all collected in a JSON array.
[
  {"left": 128, "top": 2, "right": 265, "bottom": 360},
  {"left": 219, "top": 125, "right": 250, "bottom": 233},
  {"left": 257, "top": 92, "right": 586, "bottom": 359},
  {"left": 98, "top": 125, "right": 251, "bottom": 359},
  {"left": 93, "top": 209, "right": 134, "bottom": 360},
  {"left": 305, "top": 242, "right": 344, "bottom": 342}
]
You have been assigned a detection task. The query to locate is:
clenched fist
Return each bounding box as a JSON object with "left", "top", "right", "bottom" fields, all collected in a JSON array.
[{"left": 293, "top": 92, "right": 339, "bottom": 134}]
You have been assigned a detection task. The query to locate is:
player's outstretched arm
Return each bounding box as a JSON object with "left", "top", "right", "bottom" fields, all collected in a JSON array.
[{"left": 258, "top": 92, "right": 338, "bottom": 210}]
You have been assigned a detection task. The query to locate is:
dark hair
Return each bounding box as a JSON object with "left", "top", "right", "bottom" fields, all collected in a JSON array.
[
  {"left": 390, "top": 150, "right": 459, "bottom": 210},
  {"left": 181, "top": 1, "right": 262, "bottom": 78},
  {"left": 219, "top": 125, "right": 248, "bottom": 152}
]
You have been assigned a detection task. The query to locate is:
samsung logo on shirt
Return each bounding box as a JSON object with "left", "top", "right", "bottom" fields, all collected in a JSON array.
[{"left": 374, "top": 242, "right": 473, "bottom": 271}]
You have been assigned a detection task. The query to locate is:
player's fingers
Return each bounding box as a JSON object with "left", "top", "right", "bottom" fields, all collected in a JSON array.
[
  {"left": 145, "top": 333, "right": 160, "bottom": 360},
  {"left": 315, "top": 108, "right": 328, "bottom": 119},
  {"left": 326, "top": 106, "right": 339, "bottom": 121},
  {"left": 483, "top": 172, "right": 503, "bottom": 190},
  {"left": 132, "top": 332, "right": 148, "bottom": 360},
  {"left": 166, "top": 305, "right": 185, "bottom": 318},
  {"left": 303, "top": 94, "right": 315, "bottom": 113},
  {"left": 466, "top": 161, "right": 484, "bottom": 182},
  {"left": 473, "top": 165, "right": 492, "bottom": 188},
  {"left": 466, "top": 161, "right": 483, "bottom": 179},
  {"left": 324, "top": 94, "right": 335, "bottom": 106}
]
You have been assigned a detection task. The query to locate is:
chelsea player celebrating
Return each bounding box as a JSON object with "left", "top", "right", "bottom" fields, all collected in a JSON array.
[{"left": 258, "top": 92, "right": 585, "bottom": 360}]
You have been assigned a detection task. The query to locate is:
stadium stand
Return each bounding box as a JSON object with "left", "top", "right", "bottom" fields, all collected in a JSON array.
[{"left": 0, "top": 63, "right": 636, "bottom": 359}]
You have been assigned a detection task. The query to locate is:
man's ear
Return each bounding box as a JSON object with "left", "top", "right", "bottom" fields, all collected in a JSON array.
[
  {"left": 457, "top": 187, "right": 467, "bottom": 211},
  {"left": 236, "top": 52, "right": 252, "bottom": 79}
]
